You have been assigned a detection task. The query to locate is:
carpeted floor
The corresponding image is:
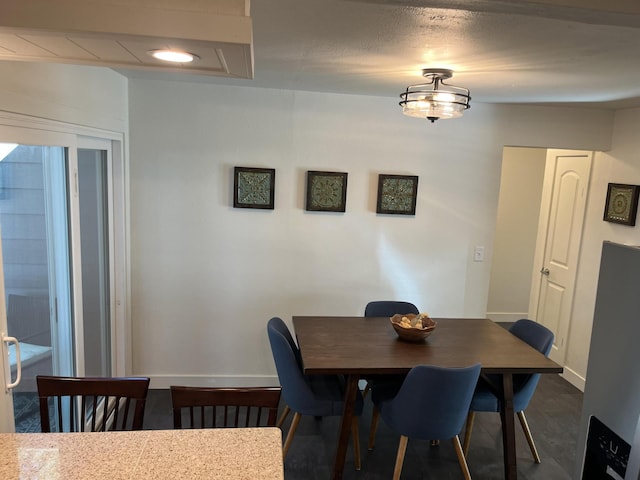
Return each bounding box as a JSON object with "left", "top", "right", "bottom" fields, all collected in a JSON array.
[{"left": 13, "top": 392, "right": 41, "bottom": 433}]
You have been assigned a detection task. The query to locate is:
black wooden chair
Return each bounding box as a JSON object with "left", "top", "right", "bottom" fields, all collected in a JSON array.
[
  {"left": 36, "top": 375, "right": 150, "bottom": 432},
  {"left": 170, "top": 385, "right": 282, "bottom": 428}
]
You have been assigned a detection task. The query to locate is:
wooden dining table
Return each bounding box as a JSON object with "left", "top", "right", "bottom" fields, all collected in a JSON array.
[{"left": 292, "top": 316, "right": 563, "bottom": 480}]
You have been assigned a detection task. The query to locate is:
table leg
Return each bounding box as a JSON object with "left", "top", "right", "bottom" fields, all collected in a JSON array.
[
  {"left": 331, "top": 374, "right": 359, "bottom": 480},
  {"left": 500, "top": 373, "right": 517, "bottom": 480}
]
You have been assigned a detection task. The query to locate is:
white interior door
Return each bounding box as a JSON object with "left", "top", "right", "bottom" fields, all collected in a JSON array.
[{"left": 529, "top": 149, "right": 592, "bottom": 365}]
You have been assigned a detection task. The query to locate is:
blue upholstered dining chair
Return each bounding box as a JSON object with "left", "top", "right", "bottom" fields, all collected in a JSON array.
[
  {"left": 267, "top": 317, "right": 302, "bottom": 429},
  {"left": 362, "top": 301, "right": 420, "bottom": 398},
  {"left": 368, "top": 364, "right": 482, "bottom": 480},
  {"left": 364, "top": 301, "right": 419, "bottom": 318},
  {"left": 267, "top": 317, "right": 364, "bottom": 468},
  {"left": 462, "top": 319, "right": 554, "bottom": 464}
]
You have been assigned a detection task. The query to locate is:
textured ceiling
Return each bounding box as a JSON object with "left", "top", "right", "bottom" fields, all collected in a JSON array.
[
  {"left": 5, "top": 0, "right": 640, "bottom": 108},
  {"left": 241, "top": 0, "right": 640, "bottom": 107}
]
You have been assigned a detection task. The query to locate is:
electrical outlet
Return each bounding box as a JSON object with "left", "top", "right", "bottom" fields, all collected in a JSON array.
[{"left": 474, "top": 246, "right": 485, "bottom": 262}]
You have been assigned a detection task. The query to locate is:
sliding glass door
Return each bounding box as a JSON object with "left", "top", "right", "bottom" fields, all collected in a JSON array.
[
  {"left": 78, "top": 147, "right": 112, "bottom": 378},
  {"left": 0, "top": 125, "right": 124, "bottom": 433},
  {"left": 0, "top": 142, "right": 73, "bottom": 432}
]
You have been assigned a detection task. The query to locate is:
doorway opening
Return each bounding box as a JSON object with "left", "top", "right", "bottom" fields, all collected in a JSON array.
[{"left": 487, "top": 147, "right": 593, "bottom": 387}]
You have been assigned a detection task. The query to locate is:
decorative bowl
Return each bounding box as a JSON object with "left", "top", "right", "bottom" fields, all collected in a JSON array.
[{"left": 390, "top": 313, "right": 437, "bottom": 342}]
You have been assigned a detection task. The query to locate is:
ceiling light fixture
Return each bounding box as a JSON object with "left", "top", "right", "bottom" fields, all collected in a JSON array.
[
  {"left": 148, "top": 49, "right": 198, "bottom": 63},
  {"left": 399, "top": 68, "right": 471, "bottom": 123}
]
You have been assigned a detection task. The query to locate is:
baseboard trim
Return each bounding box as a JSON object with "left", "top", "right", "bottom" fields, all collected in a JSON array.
[
  {"left": 145, "top": 375, "right": 280, "bottom": 389},
  {"left": 560, "top": 366, "right": 585, "bottom": 392}
]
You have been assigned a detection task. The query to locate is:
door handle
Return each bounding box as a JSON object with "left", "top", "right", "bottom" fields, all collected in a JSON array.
[
  {"left": 540, "top": 267, "right": 550, "bottom": 276},
  {"left": 2, "top": 334, "right": 21, "bottom": 393}
]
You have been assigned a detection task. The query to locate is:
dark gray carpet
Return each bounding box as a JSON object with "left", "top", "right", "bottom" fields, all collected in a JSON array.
[{"left": 143, "top": 374, "right": 582, "bottom": 479}]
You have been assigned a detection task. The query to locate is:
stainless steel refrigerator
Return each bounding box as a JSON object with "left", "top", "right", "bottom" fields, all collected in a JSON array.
[{"left": 576, "top": 241, "right": 640, "bottom": 479}]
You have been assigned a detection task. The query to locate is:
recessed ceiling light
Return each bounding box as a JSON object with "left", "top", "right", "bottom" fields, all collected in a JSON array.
[{"left": 148, "top": 49, "right": 198, "bottom": 63}]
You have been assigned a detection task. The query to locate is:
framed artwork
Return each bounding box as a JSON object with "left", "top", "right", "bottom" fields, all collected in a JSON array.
[
  {"left": 376, "top": 174, "right": 418, "bottom": 215},
  {"left": 233, "top": 166, "right": 275, "bottom": 209},
  {"left": 603, "top": 183, "right": 640, "bottom": 226},
  {"left": 305, "top": 170, "right": 348, "bottom": 212}
]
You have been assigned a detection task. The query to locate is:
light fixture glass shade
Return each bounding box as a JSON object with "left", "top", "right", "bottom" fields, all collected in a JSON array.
[
  {"left": 399, "top": 69, "right": 471, "bottom": 123},
  {"left": 148, "top": 49, "right": 198, "bottom": 63}
]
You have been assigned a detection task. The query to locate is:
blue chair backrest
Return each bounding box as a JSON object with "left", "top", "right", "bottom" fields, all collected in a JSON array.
[
  {"left": 267, "top": 318, "right": 318, "bottom": 412},
  {"left": 509, "top": 319, "right": 554, "bottom": 408},
  {"left": 364, "top": 301, "right": 419, "bottom": 317},
  {"left": 510, "top": 319, "right": 554, "bottom": 356},
  {"left": 382, "top": 364, "right": 481, "bottom": 440},
  {"left": 267, "top": 316, "right": 303, "bottom": 368}
]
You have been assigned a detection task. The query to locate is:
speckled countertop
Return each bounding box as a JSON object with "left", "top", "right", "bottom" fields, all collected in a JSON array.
[{"left": 0, "top": 427, "right": 284, "bottom": 479}]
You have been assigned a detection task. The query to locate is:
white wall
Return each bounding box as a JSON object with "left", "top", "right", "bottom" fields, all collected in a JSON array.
[
  {"left": 128, "top": 78, "right": 613, "bottom": 387},
  {"left": 566, "top": 108, "right": 640, "bottom": 388},
  {"left": 487, "top": 147, "right": 546, "bottom": 322},
  {"left": 2, "top": 61, "right": 638, "bottom": 395},
  {"left": 0, "top": 61, "right": 128, "bottom": 133}
]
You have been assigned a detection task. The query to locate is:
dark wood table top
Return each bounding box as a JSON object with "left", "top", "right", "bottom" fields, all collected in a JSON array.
[
  {"left": 293, "top": 316, "right": 563, "bottom": 375},
  {"left": 293, "top": 316, "right": 562, "bottom": 480}
]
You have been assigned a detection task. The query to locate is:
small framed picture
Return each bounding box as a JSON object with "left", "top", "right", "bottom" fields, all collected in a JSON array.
[
  {"left": 233, "top": 166, "right": 275, "bottom": 209},
  {"left": 305, "top": 171, "right": 348, "bottom": 212},
  {"left": 376, "top": 174, "right": 418, "bottom": 215},
  {"left": 603, "top": 183, "right": 640, "bottom": 226}
]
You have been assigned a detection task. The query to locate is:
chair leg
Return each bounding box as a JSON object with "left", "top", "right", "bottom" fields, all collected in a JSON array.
[
  {"left": 462, "top": 411, "right": 475, "bottom": 456},
  {"left": 453, "top": 435, "right": 472, "bottom": 480},
  {"left": 351, "top": 417, "right": 361, "bottom": 470},
  {"left": 368, "top": 406, "right": 380, "bottom": 450},
  {"left": 363, "top": 381, "right": 371, "bottom": 398},
  {"left": 517, "top": 410, "right": 541, "bottom": 464},
  {"left": 277, "top": 405, "right": 291, "bottom": 428},
  {"left": 393, "top": 435, "right": 409, "bottom": 480},
  {"left": 282, "top": 412, "right": 301, "bottom": 458}
]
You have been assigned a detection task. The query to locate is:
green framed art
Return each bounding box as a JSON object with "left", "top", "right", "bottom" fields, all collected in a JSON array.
[
  {"left": 305, "top": 170, "right": 348, "bottom": 212},
  {"left": 603, "top": 183, "right": 640, "bottom": 226},
  {"left": 233, "top": 166, "right": 275, "bottom": 209},
  {"left": 376, "top": 174, "right": 418, "bottom": 215}
]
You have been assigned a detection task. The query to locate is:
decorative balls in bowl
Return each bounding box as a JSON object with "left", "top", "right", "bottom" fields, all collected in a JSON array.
[{"left": 390, "top": 313, "right": 437, "bottom": 342}]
